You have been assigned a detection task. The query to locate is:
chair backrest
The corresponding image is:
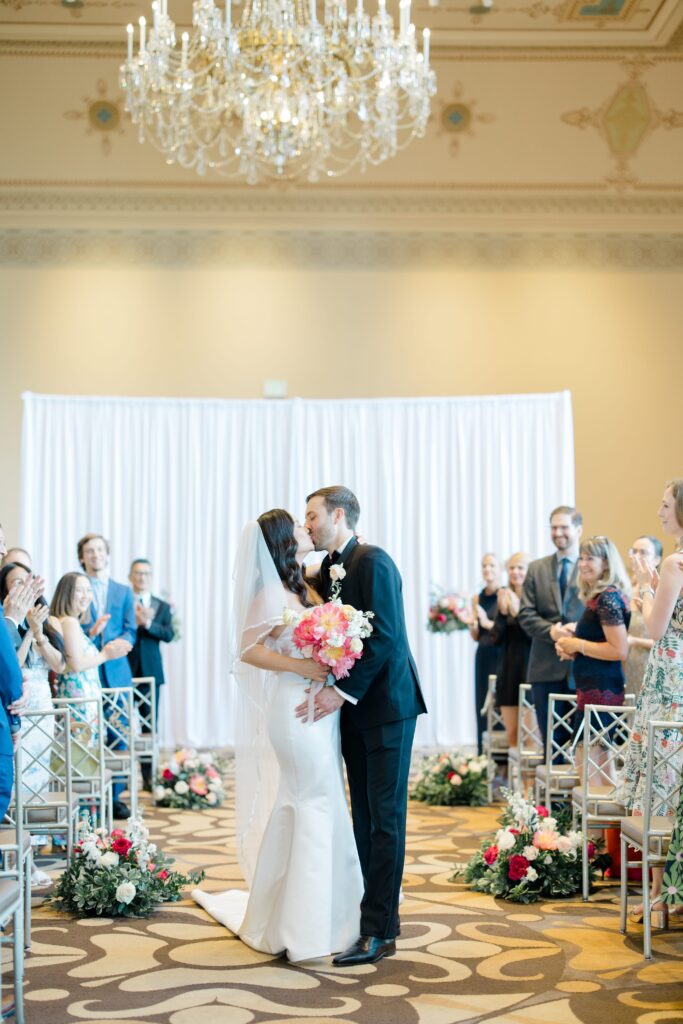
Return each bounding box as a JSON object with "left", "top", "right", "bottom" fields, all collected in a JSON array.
[
  {"left": 100, "top": 687, "right": 135, "bottom": 758},
  {"left": 643, "top": 720, "right": 683, "bottom": 828},
  {"left": 581, "top": 704, "right": 636, "bottom": 797},
  {"left": 11, "top": 706, "right": 73, "bottom": 808},
  {"left": 546, "top": 692, "right": 578, "bottom": 771},
  {"left": 517, "top": 683, "right": 542, "bottom": 755},
  {"left": 51, "top": 695, "right": 106, "bottom": 784},
  {"left": 486, "top": 674, "right": 508, "bottom": 743},
  {"left": 131, "top": 676, "right": 157, "bottom": 739}
]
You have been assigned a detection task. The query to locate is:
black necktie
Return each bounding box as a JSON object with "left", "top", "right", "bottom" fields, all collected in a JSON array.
[
  {"left": 559, "top": 558, "right": 570, "bottom": 602},
  {"left": 329, "top": 550, "right": 340, "bottom": 565}
]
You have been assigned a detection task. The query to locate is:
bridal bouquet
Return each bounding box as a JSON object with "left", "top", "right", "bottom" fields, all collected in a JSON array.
[
  {"left": 283, "top": 601, "right": 374, "bottom": 681},
  {"left": 454, "top": 790, "right": 605, "bottom": 903},
  {"left": 153, "top": 748, "right": 226, "bottom": 810},
  {"left": 51, "top": 817, "right": 203, "bottom": 918},
  {"left": 427, "top": 589, "right": 471, "bottom": 633},
  {"left": 411, "top": 751, "right": 488, "bottom": 807}
]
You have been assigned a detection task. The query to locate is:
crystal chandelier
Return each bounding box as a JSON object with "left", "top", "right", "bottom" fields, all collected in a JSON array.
[{"left": 120, "top": 0, "right": 436, "bottom": 184}]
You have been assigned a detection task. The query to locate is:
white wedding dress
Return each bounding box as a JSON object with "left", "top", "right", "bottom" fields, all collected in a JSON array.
[{"left": 193, "top": 626, "right": 363, "bottom": 962}]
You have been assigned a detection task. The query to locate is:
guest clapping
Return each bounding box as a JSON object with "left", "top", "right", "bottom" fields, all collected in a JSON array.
[
  {"left": 467, "top": 553, "right": 501, "bottom": 755},
  {"left": 624, "top": 535, "right": 661, "bottom": 698},
  {"left": 555, "top": 536, "right": 631, "bottom": 740},
  {"left": 491, "top": 553, "right": 532, "bottom": 746}
]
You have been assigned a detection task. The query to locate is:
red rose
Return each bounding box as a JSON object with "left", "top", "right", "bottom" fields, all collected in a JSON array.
[
  {"left": 508, "top": 854, "right": 530, "bottom": 881},
  {"left": 162, "top": 768, "right": 175, "bottom": 782},
  {"left": 510, "top": 828, "right": 520, "bottom": 835},
  {"left": 483, "top": 845, "right": 499, "bottom": 865},
  {"left": 535, "top": 805, "right": 549, "bottom": 817},
  {"left": 446, "top": 771, "right": 455, "bottom": 780},
  {"left": 112, "top": 837, "right": 133, "bottom": 857},
  {"left": 587, "top": 841, "right": 596, "bottom": 860},
  {"left": 157, "top": 869, "right": 169, "bottom": 881},
  {"left": 438, "top": 614, "right": 447, "bottom": 623}
]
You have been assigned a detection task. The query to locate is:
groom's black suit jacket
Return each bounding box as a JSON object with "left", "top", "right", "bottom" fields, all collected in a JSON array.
[{"left": 320, "top": 537, "right": 426, "bottom": 729}]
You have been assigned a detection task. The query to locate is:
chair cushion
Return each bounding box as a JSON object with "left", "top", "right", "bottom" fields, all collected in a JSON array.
[
  {"left": 0, "top": 827, "right": 32, "bottom": 856},
  {"left": 620, "top": 815, "right": 674, "bottom": 855},
  {"left": 482, "top": 731, "right": 509, "bottom": 751},
  {"left": 535, "top": 764, "right": 578, "bottom": 788},
  {"left": 24, "top": 790, "right": 79, "bottom": 824},
  {"left": 72, "top": 769, "right": 114, "bottom": 794},
  {"left": 0, "top": 878, "right": 22, "bottom": 919},
  {"left": 571, "top": 784, "right": 625, "bottom": 817},
  {"left": 105, "top": 757, "right": 132, "bottom": 773}
]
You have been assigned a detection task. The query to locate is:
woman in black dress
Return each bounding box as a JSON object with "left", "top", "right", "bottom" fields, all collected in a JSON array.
[
  {"left": 468, "top": 553, "right": 501, "bottom": 754},
  {"left": 491, "top": 552, "right": 532, "bottom": 747}
]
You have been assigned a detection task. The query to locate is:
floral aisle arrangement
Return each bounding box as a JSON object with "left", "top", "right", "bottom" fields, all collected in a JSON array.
[
  {"left": 427, "top": 589, "right": 471, "bottom": 633},
  {"left": 411, "top": 751, "right": 488, "bottom": 806},
  {"left": 456, "top": 790, "right": 607, "bottom": 903},
  {"left": 153, "top": 748, "right": 226, "bottom": 809},
  {"left": 51, "top": 817, "right": 203, "bottom": 918},
  {"left": 283, "top": 600, "right": 374, "bottom": 680}
]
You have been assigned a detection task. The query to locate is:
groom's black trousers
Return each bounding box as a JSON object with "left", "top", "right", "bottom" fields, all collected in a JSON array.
[{"left": 341, "top": 715, "right": 416, "bottom": 940}]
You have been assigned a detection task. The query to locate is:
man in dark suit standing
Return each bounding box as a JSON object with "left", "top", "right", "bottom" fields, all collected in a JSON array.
[
  {"left": 78, "top": 533, "right": 136, "bottom": 818},
  {"left": 518, "top": 505, "right": 585, "bottom": 759},
  {"left": 127, "top": 559, "right": 174, "bottom": 790},
  {"left": 299, "top": 486, "right": 426, "bottom": 967}
]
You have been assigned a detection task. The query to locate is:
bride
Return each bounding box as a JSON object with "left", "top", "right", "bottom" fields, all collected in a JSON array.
[{"left": 193, "top": 509, "right": 363, "bottom": 962}]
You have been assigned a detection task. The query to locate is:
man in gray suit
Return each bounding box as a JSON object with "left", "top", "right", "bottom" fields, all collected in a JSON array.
[{"left": 518, "top": 506, "right": 585, "bottom": 758}]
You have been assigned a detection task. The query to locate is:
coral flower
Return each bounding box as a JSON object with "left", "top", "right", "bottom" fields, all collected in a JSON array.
[
  {"left": 188, "top": 774, "right": 209, "bottom": 796},
  {"left": 533, "top": 829, "right": 559, "bottom": 851}
]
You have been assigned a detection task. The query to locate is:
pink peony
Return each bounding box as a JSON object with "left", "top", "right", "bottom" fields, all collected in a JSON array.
[
  {"left": 188, "top": 774, "right": 208, "bottom": 796},
  {"left": 483, "top": 845, "right": 499, "bottom": 865},
  {"left": 533, "top": 829, "right": 559, "bottom": 851},
  {"left": 205, "top": 766, "right": 219, "bottom": 780},
  {"left": 508, "top": 854, "right": 530, "bottom": 881}
]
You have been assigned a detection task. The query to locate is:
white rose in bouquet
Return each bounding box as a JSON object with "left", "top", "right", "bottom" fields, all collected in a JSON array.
[
  {"left": 526, "top": 867, "right": 538, "bottom": 882},
  {"left": 458, "top": 764, "right": 469, "bottom": 775},
  {"left": 153, "top": 786, "right": 166, "bottom": 801},
  {"left": 523, "top": 845, "right": 538, "bottom": 861},
  {"left": 496, "top": 829, "right": 516, "bottom": 851},
  {"left": 174, "top": 780, "right": 189, "bottom": 795},
  {"left": 207, "top": 792, "right": 217, "bottom": 805},
  {"left": 100, "top": 852, "right": 119, "bottom": 868},
  {"left": 164, "top": 788, "right": 173, "bottom": 797},
  {"left": 115, "top": 882, "right": 136, "bottom": 905},
  {"left": 556, "top": 835, "right": 574, "bottom": 854},
  {"left": 349, "top": 637, "right": 363, "bottom": 654}
]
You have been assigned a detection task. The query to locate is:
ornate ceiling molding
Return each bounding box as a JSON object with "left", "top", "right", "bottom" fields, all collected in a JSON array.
[{"left": 0, "top": 227, "right": 681, "bottom": 269}]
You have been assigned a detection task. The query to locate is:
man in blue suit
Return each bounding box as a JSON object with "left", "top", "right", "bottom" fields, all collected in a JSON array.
[
  {"left": 78, "top": 533, "right": 136, "bottom": 818},
  {"left": 0, "top": 605, "right": 24, "bottom": 821}
]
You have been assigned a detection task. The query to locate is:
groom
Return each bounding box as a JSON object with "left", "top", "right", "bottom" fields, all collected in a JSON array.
[{"left": 298, "top": 485, "right": 426, "bottom": 966}]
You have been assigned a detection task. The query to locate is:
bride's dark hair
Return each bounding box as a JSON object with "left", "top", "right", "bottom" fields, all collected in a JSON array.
[{"left": 257, "top": 509, "right": 314, "bottom": 608}]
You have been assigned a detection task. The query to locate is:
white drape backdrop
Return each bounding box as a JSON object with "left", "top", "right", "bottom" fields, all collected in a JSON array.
[{"left": 21, "top": 391, "right": 574, "bottom": 749}]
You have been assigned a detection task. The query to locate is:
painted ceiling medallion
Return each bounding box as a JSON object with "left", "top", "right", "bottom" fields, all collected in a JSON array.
[
  {"left": 64, "top": 79, "right": 124, "bottom": 156},
  {"left": 561, "top": 58, "right": 683, "bottom": 188},
  {"left": 438, "top": 85, "right": 495, "bottom": 155}
]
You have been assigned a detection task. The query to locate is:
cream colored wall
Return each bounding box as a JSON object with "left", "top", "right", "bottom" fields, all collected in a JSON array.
[{"left": 1, "top": 262, "right": 679, "bottom": 559}]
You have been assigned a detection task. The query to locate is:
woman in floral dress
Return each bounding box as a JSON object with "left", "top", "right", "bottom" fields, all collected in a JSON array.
[{"left": 620, "top": 479, "right": 683, "bottom": 923}]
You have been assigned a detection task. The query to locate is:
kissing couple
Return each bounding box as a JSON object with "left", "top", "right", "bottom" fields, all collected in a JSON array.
[{"left": 193, "top": 485, "right": 426, "bottom": 964}]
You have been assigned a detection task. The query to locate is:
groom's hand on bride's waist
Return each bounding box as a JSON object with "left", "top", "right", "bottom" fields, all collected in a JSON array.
[{"left": 294, "top": 686, "right": 346, "bottom": 723}]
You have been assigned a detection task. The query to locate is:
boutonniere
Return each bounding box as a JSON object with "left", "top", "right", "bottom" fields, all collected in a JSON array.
[{"left": 329, "top": 562, "right": 346, "bottom": 601}]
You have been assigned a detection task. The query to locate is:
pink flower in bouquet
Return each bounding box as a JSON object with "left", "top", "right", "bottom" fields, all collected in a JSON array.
[
  {"left": 508, "top": 854, "right": 530, "bottom": 881},
  {"left": 157, "top": 869, "right": 169, "bottom": 881},
  {"left": 587, "top": 841, "right": 596, "bottom": 860},
  {"left": 535, "top": 805, "right": 549, "bottom": 818},
  {"left": 483, "top": 845, "right": 498, "bottom": 865},
  {"left": 162, "top": 768, "right": 175, "bottom": 782},
  {"left": 291, "top": 601, "right": 372, "bottom": 681},
  {"left": 533, "top": 829, "right": 559, "bottom": 851},
  {"left": 189, "top": 774, "right": 208, "bottom": 796},
  {"left": 205, "top": 766, "right": 219, "bottom": 780},
  {"left": 112, "top": 836, "right": 133, "bottom": 857}
]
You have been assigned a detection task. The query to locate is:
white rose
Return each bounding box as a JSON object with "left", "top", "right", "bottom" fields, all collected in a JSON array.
[
  {"left": 496, "top": 829, "right": 516, "bottom": 851},
  {"left": 544, "top": 854, "right": 553, "bottom": 865},
  {"left": 100, "top": 851, "right": 119, "bottom": 868},
  {"left": 458, "top": 764, "right": 469, "bottom": 775},
  {"left": 153, "top": 786, "right": 166, "bottom": 801},
  {"left": 207, "top": 792, "right": 217, "bottom": 805},
  {"left": 115, "top": 882, "right": 136, "bottom": 905},
  {"left": 174, "top": 780, "right": 189, "bottom": 795},
  {"left": 523, "top": 845, "right": 538, "bottom": 861},
  {"left": 440, "top": 598, "right": 450, "bottom": 609},
  {"left": 164, "top": 788, "right": 173, "bottom": 797},
  {"left": 544, "top": 817, "right": 557, "bottom": 831},
  {"left": 556, "top": 836, "right": 573, "bottom": 854},
  {"left": 184, "top": 759, "right": 197, "bottom": 771},
  {"left": 526, "top": 867, "right": 538, "bottom": 882},
  {"left": 567, "top": 830, "right": 582, "bottom": 849},
  {"left": 449, "top": 774, "right": 462, "bottom": 785},
  {"left": 349, "top": 637, "right": 363, "bottom": 654}
]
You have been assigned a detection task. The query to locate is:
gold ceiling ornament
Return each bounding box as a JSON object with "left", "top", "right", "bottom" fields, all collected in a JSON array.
[
  {"left": 64, "top": 79, "right": 124, "bottom": 156},
  {"left": 119, "top": 0, "right": 436, "bottom": 184}
]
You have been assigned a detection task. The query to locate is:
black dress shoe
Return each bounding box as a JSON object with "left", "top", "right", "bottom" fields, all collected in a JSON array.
[
  {"left": 112, "top": 801, "right": 131, "bottom": 819},
  {"left": 333, "top": 935, "right": 396, "bottom": 966}
]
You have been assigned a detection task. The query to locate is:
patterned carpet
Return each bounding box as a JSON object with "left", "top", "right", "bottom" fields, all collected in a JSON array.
[{"left": 19, "top": 784, "right": 683, "bottom": 1024}]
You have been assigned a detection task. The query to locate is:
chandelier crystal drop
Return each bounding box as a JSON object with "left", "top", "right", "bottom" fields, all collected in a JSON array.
[{"left": 119, "top": 0, "right": 436, "bottom": 184}]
